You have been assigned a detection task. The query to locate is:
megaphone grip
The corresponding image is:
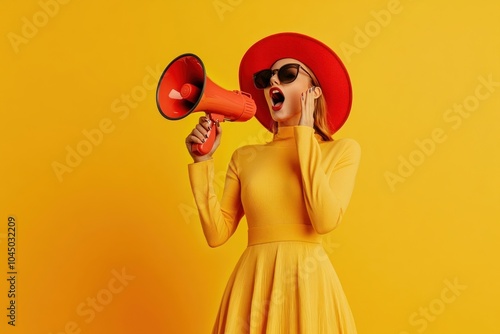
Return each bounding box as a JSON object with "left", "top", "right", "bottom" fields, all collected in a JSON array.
[{"left": 191, "top": 125, "right": 216, "bottom": 156}]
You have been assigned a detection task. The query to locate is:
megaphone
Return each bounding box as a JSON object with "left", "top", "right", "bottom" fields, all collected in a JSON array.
[{"left": 156, "top": 53, "right": 256, "bottom": 156}]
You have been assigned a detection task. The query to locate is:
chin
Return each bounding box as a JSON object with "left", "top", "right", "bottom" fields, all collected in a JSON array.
[{"left": 272, "top": 109, "right": 300, "bottom": 125}]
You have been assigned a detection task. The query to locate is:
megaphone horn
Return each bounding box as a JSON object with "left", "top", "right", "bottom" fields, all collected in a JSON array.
[{"left": 156, "top": 53, "right": 256, "bottom": 156}]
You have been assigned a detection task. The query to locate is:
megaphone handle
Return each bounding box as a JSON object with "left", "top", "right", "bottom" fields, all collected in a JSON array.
[{"left": 192, "top": 113, "right": 223, "bottom": 156}]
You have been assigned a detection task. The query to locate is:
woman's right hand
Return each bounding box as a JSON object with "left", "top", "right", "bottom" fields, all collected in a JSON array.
[{"left": 185, "top": 116, "right": 222, "bottom": 162}]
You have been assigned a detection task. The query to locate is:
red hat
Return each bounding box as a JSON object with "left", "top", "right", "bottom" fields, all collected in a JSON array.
[{"left": 239, "top": 32, "right": 352, "bottom": 134}]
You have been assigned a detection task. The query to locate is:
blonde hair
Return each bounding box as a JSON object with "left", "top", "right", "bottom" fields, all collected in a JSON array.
[{"left": 312, "top": 94, "right": 333, "bottom": 141}]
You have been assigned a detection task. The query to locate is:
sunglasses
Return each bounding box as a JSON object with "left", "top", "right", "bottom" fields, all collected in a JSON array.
[{"left": 253, "top": 63, "right": 314, "bottom": 89}]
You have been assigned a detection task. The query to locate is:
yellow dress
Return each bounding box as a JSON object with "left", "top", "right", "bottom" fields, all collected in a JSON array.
[{"left": 188, "top": 126, "right": 361, "bottom": 334}]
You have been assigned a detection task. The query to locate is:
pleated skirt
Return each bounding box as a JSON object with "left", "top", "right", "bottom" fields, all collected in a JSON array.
[{"left": 211, "top": 238, "right": 357, "bottom": 334}]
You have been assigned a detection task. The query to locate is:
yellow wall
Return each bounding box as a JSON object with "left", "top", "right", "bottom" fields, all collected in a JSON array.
[{"left": 1, "top": 0, "right": 499, "bottom": 333}]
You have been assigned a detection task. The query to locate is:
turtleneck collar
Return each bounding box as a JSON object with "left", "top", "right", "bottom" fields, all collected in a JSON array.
[
  {"left": 273, "top": 126, "right": 325, "bottom": 142},
  {"left": 273, "top": 126, "right": 296, "bottom": 141}
]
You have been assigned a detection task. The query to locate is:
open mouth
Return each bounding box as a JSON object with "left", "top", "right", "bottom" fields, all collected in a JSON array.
[{"left": 269, "top": 88, "right": 285, "bottom": 111}]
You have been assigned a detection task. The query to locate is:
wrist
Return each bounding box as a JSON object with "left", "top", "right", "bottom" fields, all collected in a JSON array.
[{"left": 193, "top": 155, "right": 212, "bottom": 163}]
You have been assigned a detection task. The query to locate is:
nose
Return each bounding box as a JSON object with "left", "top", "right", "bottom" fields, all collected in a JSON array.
[{"left": 270, "top": 70, "right": 280, "bottom": 86}]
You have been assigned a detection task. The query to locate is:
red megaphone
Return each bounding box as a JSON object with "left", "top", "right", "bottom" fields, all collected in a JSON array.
[{"left": 156, "top": 53, "right": 256, "bottom": 156}]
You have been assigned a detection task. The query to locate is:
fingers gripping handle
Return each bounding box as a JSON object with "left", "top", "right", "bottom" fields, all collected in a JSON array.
[
  {"left": 191, "top": 126, "right": 216, "bottom": 156},
  {"left": 191, "top": 113, "right": 223, "bottom": 156}
]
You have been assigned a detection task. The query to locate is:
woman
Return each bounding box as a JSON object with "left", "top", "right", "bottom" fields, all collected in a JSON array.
[{"left": 185, "top": 32, "right": 360, "bottom": 333}]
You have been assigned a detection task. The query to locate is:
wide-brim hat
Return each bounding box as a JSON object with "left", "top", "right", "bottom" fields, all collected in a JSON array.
[{"left": 239, "top": 32, "right": 352, "bottom": 134}]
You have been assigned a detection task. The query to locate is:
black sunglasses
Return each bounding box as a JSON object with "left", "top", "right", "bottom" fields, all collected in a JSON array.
[{"left": 253, "top": 63, "right": 314, "bottom": 89}]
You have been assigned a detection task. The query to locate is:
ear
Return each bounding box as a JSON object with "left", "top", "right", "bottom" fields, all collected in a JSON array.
[{"left": 312, "top": 86, "right": 322, "bottom": 99}]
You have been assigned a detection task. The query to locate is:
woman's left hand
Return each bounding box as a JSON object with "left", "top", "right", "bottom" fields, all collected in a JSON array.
[{"left": 298, "top": 87, "right": 315, "bottom": 128}]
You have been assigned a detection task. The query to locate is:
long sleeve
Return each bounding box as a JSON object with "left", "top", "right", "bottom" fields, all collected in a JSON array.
[
  {"left": 294, "top": 126, "right": 361, "bottom": 234},
  {"left": 187, "top": 153, "right": 244, "bottom": 247}
]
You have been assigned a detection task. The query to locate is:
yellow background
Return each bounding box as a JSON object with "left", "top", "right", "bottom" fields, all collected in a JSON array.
[{"left": 1, "top": 0, "right": 499, "bottom": 333}]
